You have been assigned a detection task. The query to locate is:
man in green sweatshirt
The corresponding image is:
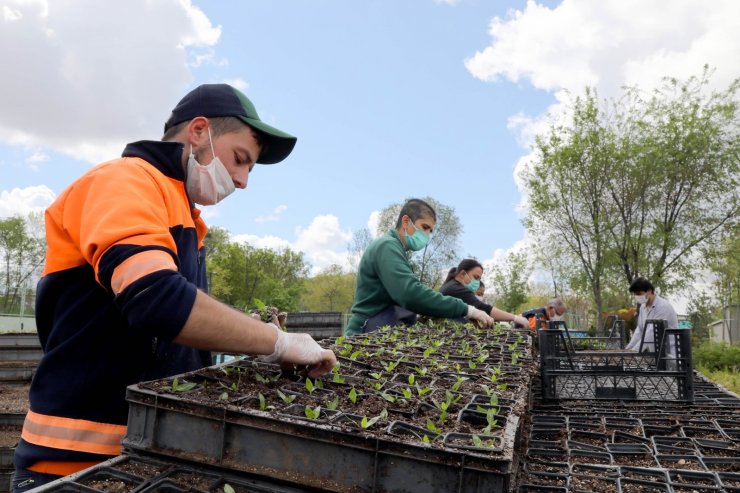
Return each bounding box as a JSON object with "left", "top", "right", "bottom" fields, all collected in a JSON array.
[{"left": 345, "top": 198, "right": 494, "bottom": 336}]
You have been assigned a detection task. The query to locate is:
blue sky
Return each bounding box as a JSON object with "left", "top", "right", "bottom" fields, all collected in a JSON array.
[{"left": 1, "top": 0, "right": 738, "bottom": 298}]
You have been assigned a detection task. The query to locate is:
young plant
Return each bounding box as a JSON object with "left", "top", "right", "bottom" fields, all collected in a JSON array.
[
  {"left": 331, "top": 372, "right": 346, "bottom": 384},
  {"left": 304, "top": 405, "right": 321, "bottom": 420},
  {"left": 379, "top": 391, "right": 397, "bottom": 404},
  {"left": 325, "top": 395, "right": 339, "bottom": 411},
  {"left": 360, "top": 409, "right": 388, "bottom": 430},
  {"left": 426, "top": 418, "right": 443, "bottom": 435},
  {"left": 224, "top": 484, "right": 235, "bottom": 493},
  {"left": 451, "top": 375, "right": 469, "bottom": 392},
  {"left": 481, "top": 408, "right": 500, "bottom": 435},
  {"left": 348, "top": 387, "right": 359, "bottom": 404},
  {"left": 257, "top": 392, "right": 269, "bottom": 411},
  {"left": 471, "top": 434, "right": 497, "bottom": 449},
  {"left": 415, "top": 384, "right": 432, "bottom": 397},
  {"left": 276, "top": 389, "right": 296, "bottom": 405},
  {"left": 251, "top": 298, "right": 273, "bottom": 322},
  {"left": 400, "top": 386, "right": 413, "bottom": 399},
  {"left": 171, "top": 377, "right": 197, "bottom": 393},
  {"left": 305, "top": 378, "right": 316, "bottom": 395}
]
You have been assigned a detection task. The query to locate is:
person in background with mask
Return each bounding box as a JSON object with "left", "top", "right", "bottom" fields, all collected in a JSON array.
[
  {"left": 439, "top": 259, "right": 529, "bottom": 327},
  {"left": 475, "top": 280, "right": 486, "bottom": 300},
  {"left": 518, "top": 298, "right": 568, "bottom": 330},
  {"left": 625, "top": 277, "right": 678, "bottom": 352},
  {"left": 345, "top": 199, "right": 494, "bottom": 335},
  {"left": 13, "top": 84, "right": 337, "bottom": 491}
]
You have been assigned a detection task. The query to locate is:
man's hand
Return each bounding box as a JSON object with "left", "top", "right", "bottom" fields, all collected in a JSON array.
[
  {"left": 259, "top": 324, "right": 337, "bottom": 377},
  {"left": 467, "top": 305, "right": 493, "bottom": 328},
  {"left": 512, "top": 315, "right": 529, "bottom": 328}
]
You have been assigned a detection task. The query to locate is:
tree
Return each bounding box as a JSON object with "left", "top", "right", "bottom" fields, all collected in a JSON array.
[
  {"left": 0, "top": 214, "right": 46, "bottom": 314},
  {"left": 374, "top": 197, "right": 461, "bottom": 289},
  {"left": 203, "top": 228, "right": 309, "bottom": 311},
  {"left": 606, "top": 69, "right": 739, "bottom": 292},
  {"left": 687, "top": 291, "right": 720, "bottom": 345},
  {"left": 522, "top": 89, "right": 616, "bottom": 329},
  {"left": 489, "top": 251, "right": 531, "bottom": 313},
  {"left": 347, "top": 228, "right": 372, "bottom": 272},
  {"left": 300, "top": 264, "right": 356, "bottom": 312},
  {"left": 522, "top": 68, "right": 740, "bottom": 329}
]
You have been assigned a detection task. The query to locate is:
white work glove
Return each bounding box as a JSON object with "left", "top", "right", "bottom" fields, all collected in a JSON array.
[
  {"left": 259, "top": 324, "right": 337, "bottom": 377},
  {"left": 467, "top": 305, "right": 494, "bottom": 327},
  {"left": 512, "top": 315, "right": 529, "bottom": 328}
]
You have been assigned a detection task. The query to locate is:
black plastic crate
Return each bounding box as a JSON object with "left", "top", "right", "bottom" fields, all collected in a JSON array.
[{"left": 538, "top": 323, "right": 693, "bottom": 402}]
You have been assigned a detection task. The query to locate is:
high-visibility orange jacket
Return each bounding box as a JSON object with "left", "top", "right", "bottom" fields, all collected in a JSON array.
[{"left": 15, "top": 141, "right": 212, "bottom": 475}]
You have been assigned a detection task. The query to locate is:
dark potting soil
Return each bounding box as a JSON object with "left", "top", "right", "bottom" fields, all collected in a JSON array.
[
  {"left": 116, "top": 459, "right": 170, "bottom": 479},
  {"left": 570, "top": 474, "right": 617, "bottom": 492},
  {"left": 0, "top": 424, "right": 20, "bottom": 447},
  {"left": 0, "top": 383, "right": 29, "bottom": 413},
  {"left": 78, "top": 477, "right": 137, "bottom": 493}
]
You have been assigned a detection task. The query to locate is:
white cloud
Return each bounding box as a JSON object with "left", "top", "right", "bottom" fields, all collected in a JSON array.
[
  {"left": 0, "top": 185, "right": 56, "bottom": 217},
  {"left": 367, "top": 210, "right": 380, "bottom": 238},
  {"left": 295, "top": 215, "right": 353, "bottom": 273},
  {"left": 465, "top": 0, "right": 740, "bottom": 97},
  {"left": 434, "top": 0, "right": 461, "bottom": 5},
  {"left": 232, "top": 214, "right": 353, "bottom": 274},
  {"left": 0, "top": 0, "right": 222, "bottom": 163},
  {"left": 466, "top": 0, "right": 740, "bottom": 221},
  {"left": 223, "top": 78, "right": 249, "bottom": 92},
  {"left": 255, "top": 204, "right": 288, "bottom": 223}
]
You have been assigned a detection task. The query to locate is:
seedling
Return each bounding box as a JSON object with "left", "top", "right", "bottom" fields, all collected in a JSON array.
[
  {"left": 257, "top": 392, "right": 268, "bottom": 411},
  {"left": 331, "top": 372, "right": 346, "bottom": 384},
  {"left": 325, "top": 395, "right": 339, "bottom": 411},
  {"left": 481, "top": 408, "right": 500, "bottom": 435},
  {"left": 413, "top": 365, "right": 429, "bottom": 377},
  {"left": 415, "top": 384, "right": 432, "bottom": 397},
  {"left": 426, "top": 418, "right": 443, "bottom": 435},
  {"left": 304, "top": 405, "right": 321, "bottom": 420},
  {"left": 171, "top": 378, "right": 197, "bottom": 393},
  {"left": 360, "top": 409, "right": 388, "bottom": 429},
  {"left": 348, "top": 387, "right": 358, "bottom": 404},
  {"left": 305, "top": 378, "right": 316, "bottom": 395},
  {"left": 407, "top": 373, "right": 415, "bottom": 386},
  {"left": 451, "top": 375, "right": 468, "bottom": 392},
  {"left": 219, "top": 391, "right": 229, "bottom": 401},
  {"left": 276, "top": 389, "right": 296, "bottom": 405},
  {"left": 224, "top": 484, "right": 235, "bottom": 493},
  {"left": 400, "top": 386, "right": 413, "bottom": 399},
  {"left": 472, "top": 434, "right": 497, "bottom": 449},
  {"left": 379, "top": 391, "right": 397, "bottom": 403},
  {"left": 335, "top": 335, "right": 346, "bottom": 346},
  {"left": 252, "top": 298, "right": 273, "bottom": 322}
]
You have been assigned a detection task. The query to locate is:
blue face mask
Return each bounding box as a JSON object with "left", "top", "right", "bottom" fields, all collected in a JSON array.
[
  {"left": 463, "top": 271, "right": 480, "bottom": 292},
  {"left": 404, "top": 220, "right": 430, "bottom": 251}
]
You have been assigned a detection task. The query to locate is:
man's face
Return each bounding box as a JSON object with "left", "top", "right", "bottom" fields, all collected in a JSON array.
[{"left": 197, "top": 125, "right": 262, "bottom": 190}]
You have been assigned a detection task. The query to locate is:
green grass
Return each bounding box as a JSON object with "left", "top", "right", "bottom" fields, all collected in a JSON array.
[{"left": 696, "top": 366, "right": 740, "bottom": 394}]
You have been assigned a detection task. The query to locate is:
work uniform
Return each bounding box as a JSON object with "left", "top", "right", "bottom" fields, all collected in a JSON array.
[
  {"left": 625, "top": 295, "right": 678, "bottom": 353},
  {"left": 15, "top": 141, "right": 212, "bottom": 477},
  {"left": 439, "top": 279, "right": 493, "bottom": 316},
  {"left": 345, "top": 230, "right": 467, "bottom": 336},
  {"left": 522, "top": 308, "right": 548, "bottom": 330}
]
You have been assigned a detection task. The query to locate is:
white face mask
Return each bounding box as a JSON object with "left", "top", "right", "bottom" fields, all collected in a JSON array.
[
  {"left": 186, "top": 128, "right": 235, "bottom": 206},
  {"left": 634, "top": 294, "right": 648, "bottom": 305}
]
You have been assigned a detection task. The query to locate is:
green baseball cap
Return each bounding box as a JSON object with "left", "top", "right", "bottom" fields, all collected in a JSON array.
[{"left": 164, "top": 84, "right": 297, "bottom": 164}]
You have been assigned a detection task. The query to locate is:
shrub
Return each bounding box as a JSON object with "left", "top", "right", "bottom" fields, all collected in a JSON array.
[{"left": 693, "top": 341, "right": 740, "bottom": 372}]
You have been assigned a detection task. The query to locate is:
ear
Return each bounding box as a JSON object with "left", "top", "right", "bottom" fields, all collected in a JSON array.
[{"left": 186, "top": 117, "right": 210, "bottom": 147}]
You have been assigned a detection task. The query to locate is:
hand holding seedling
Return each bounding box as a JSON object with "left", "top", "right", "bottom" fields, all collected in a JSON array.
[{"left": 259, "top": 323, "right": 337, "bottom": 377}]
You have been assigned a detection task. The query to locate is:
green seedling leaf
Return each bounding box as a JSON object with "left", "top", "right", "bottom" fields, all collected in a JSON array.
[
  {"left": 224, "top": 484, "right": 235, "bottom": 493},
  {"left": 332, "top": 373, "right": 346, "bottom": 384},
  {"left": 425, "top": 419, "right": 442, "bottom": 434},
  {"left": 276, "top": 389, "right": 296, "bottom": 404},
  {"left": 305, "top": 378, "right": 315, "bottom": 394},
  {"left": 171, "top": 378, "right": 197, "bottom": 393},
  {"left": 401, "top": 387, "right": 413, "bottom": 399},
  {"left": 335, "top": 335, "right": 346, "bottom": 346},
  {"left": 304, "top": 405, "right": 321, "bottom": 420},
  {"left": 369, "top": 372, "right": 384, "bottom": 380},
  {"left": 379, "top": 392, "right": 396, "bottom": 403},
  {"left": 349, "top": 350, "right": 362, "bottom": 360},
  {"left": 360, "top": 409, "right": 387, "bottom": 429},
  {"left": 497, "top": 383, "right": 508, "bottom": 391},
  {"left": 325, "top": 395, "right": 339, "bottom": 411},
  {"left": 407, "top": 374, "right": 415, "bottom": 385},
  {"left": 349, "top": 387, "right": 358, "bottom": 404},
  {"left": 258, "top": 392, "right": 267, "bottom": 410}
]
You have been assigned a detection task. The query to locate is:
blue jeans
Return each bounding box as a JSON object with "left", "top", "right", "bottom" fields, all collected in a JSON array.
[{"left": 12, "top": 468, "right": 62, "bottom": 492}]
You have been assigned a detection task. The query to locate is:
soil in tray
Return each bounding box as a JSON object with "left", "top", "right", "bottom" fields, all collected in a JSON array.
[
  {"left": 519, "top": 472, "right": 567, "bottom": 487},
  {"left": 0, "top": 424, "right": 20, "bottom": 447},
  {"left": 570, "top": 475, "right": 617, "bottom": 492},
  {"left": 621, "top": 482, "right": 668, "bottom": 493},
  {"left": 78, "top": 477, "right": 138, "bottom": 493},
  {"left": 167, "top": 470, "right": 216, "bottom": 490},
  {"left": 116, "top": 459, "right": 171, "bottom": 480},
  {"left": 0, "top": 383, "right": 29, "bottom": 413},
  {"left": 613, "top": 454, "right": 658, "bottom": 468}
]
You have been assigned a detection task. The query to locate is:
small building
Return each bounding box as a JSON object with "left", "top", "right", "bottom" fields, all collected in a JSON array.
[{"left": 707, "top": 304, "right": 739, "bottom": 344}]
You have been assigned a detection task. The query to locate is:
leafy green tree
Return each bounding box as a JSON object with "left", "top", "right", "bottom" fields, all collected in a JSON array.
[
  {"left": 489, "top": 251, "right": 531, "bottom": 313},
  {"left": 0, "top": 214, "right": 46, "bottom": 314},
  {"left": 687, "top": 292, "right": 720, "bottom": 345},
  {"left": 522, "top": 68, "right": 739, "bottom": 329},
  {"left": 203, "top": 228, "right": 308, "bottom": 311},
  {"left": 374, "top": 197, "right": 461, "bottom": 289},
  {"left": 300, "top": 264, "right": 356, "bottom": 312}
]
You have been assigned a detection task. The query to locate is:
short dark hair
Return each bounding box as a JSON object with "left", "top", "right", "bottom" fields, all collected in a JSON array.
[
  {"left": 629, "top": 277, "right": 655, "bottom": 293},
  {"left": 162, "top": 116, "right": 261, "bottom": 145},
  {"left": 395, "top": 198, "right": 437, "bottom": 228},
  {"left": 444, "top": 258, "right": 483, "bottom": 284}
]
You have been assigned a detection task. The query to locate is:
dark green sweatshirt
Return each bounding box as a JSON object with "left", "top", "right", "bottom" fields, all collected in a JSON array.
[{"left": 345, "top": 229, "right": 468, "bottom": 335}]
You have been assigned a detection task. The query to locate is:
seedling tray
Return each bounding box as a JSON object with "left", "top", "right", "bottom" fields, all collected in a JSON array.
[
  {"left": 122, "top": 323, "right": 533, "bottom": 493},
  {"left": 28, "top": 453, "right": 320, "bottom": 492}
]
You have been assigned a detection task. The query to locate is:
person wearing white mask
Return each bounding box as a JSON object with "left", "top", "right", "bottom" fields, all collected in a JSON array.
[
  {"left": 439, "top": 258, "right": 529, "bottom": 327},
  {"left": 345, "top": 199, "right": 494, "bottom": 335},
  {"left": 13, "top": 84, "right": 337, "bottom": 491},
  {"left": 625, "top": 277, "right": 678, "bottom": 352}
]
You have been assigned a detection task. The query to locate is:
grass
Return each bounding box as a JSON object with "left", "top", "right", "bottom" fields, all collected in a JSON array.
[{"left": 696, "top": 366, "right": 740, "bottom": 394}]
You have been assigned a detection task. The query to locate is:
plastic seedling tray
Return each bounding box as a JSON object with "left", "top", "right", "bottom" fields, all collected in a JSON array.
[
  {"left": 655, "top": 454, "right": 707, "bottom": 471},
  {"left": 668, "top": 470, "right": 721, "bottom": 487},
  {"left": 518, "top": 471, "right": 569, "bottom": 488},
  {"left": 619, "top": 477, "right": 671, "bottom": 492},
  {"left": 568, "top": 473, "right": 618, "bottom": 492},
  {"left": 523, "top": 460, "right": 569, "bottom": 474},
  {"left": 619, "top": 466, "right": 669, "bottom": 483},
  {"left": 719, "top": 471, "right": 740, "bottom": 491},
  {"left": 569, "top": 449, "right": 612, "bottom": 465},
  {"left": 702, "top": 457, "right": 740, "bottom": 473},
  {"left": 518, "top": 485, "right": 568, "bottom": 493}
]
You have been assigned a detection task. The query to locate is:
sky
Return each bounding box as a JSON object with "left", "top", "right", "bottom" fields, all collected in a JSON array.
[{"left": 1, "top": 0, "right": 738, "bottom": 309}]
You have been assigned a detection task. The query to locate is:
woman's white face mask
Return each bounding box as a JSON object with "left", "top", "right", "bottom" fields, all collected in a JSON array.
[{"left": 186, "top": 128, "right": 235, "bottom": 205}]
